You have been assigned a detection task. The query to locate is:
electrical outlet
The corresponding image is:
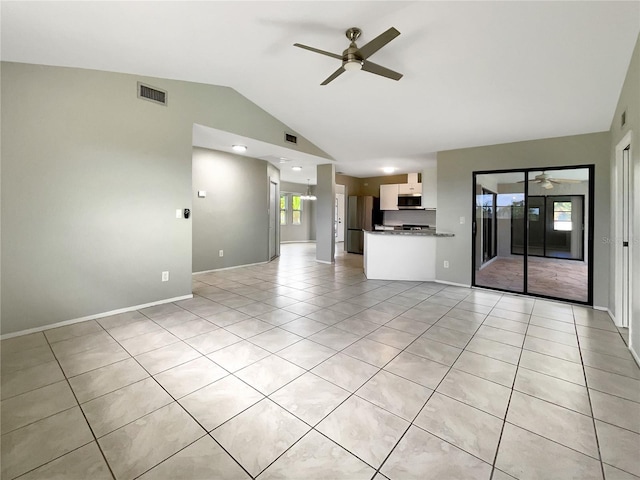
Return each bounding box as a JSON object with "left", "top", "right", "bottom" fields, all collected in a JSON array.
[
  {"left": 219, "top": 250, "right": 224, "bottom": 257},
  {"left": 161, "top": 271, "right": 169, "bottom": 282},
  {"left": 444, "top": 261, "right": 450, "bottom": 269}
]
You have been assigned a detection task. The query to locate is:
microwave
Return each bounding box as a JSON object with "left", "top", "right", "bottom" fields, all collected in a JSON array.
[{"left": 397, "top": 194, "right": 423, "bottom": 209}]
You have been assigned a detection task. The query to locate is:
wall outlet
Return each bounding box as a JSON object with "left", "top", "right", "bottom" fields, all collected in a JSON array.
[
  {"left": 443, "top": 261, "right": 450, "bottom": 269},
  {"left": 161, "top": 271, "right": 169, "bottom": 282},
  {"left": 459, "top": 216, "right": 465, "bottom": 224},
  {"left": 219, "top": 250, "right": 224, "bottom": 257}
]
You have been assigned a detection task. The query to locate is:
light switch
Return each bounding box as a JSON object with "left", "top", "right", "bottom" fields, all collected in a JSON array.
[
  {"left": 176, "top": 209, "right": 182, "bottom": 219},
  {"left": 460, "top": 216, "right": 465, "bottom": 224},
  {"left": 198, "top": 191, "right": 206, "bottom": 198}
]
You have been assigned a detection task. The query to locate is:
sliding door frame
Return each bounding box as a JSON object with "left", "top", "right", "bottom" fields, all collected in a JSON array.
[{"left": 472, "top": 165, "right": 594, "bottom": 306}]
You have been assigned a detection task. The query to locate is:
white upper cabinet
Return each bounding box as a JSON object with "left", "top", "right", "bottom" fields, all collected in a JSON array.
[
  {"left": 398, "top": 182, "right": 422, "bottom": 195},
  {"left": 380, "top": 184, "right": 399, "bottom": 210},
  {"left": 422, "top": 166, "right": 437, "bottom": 209}
]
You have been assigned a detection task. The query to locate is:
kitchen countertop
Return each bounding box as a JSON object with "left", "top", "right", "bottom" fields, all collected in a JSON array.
[{"left": 368, "top": 230, "right": 454, "bottom": 237}]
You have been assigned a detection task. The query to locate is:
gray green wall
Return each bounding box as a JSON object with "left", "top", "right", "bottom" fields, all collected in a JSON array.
[
  {"left": 437, "top": 132, "right": 611, "bottom": 307},
  {"left": 1, "top": 62, "right": 326, "bottom": 335},
  {"left": 192, "top": 147, "right": 278, "bottom": 272},
  {"left": 609, "top": 34, "right": 640, "bottom": 356}
]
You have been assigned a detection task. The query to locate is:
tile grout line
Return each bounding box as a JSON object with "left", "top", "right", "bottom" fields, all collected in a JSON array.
[
  {"left": 487, "top": 298, "right": 532, "bottom": 480},
  {"left": 42, "top": 332, "right": 118, "bottom": 480}
]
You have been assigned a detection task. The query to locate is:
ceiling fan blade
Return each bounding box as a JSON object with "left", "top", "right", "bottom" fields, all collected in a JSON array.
[
  {"left": 361, "top": 60, "right": 403, "bottom": 81},
  {"left": 321, "top": 66, "right": 345, "bottom": 85},
  {"left": 358, "top": 27, "right": 400, "bottom": 59},
  {"left": 550, "top": 178, "right": 582, "bottom": 184},
  {"left": 293, "top": 43, "right": 342, "bottom": 60}
]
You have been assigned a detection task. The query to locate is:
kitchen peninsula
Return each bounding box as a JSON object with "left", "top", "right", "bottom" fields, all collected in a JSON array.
[{"left": 364, "top": 229, "right": 454, "bottom": 281}]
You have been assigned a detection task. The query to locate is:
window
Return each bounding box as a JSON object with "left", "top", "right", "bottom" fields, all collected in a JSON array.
[
  {"left": 553, "top": 201, "right": 572, "bottom": 231},
  {"left": 292, "top": 195, "right": 302, "bottom": 225},
  {"left": 280, "top": 195, "right": 287, "bottom": 225}
]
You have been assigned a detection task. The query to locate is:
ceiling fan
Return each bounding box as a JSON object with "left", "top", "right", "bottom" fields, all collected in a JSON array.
[
  {"left": 294, "top": 27, "right": 403, "bottom": 85},
  {"left": 518, "top": 172, "right": 583, "bottom": 189}
]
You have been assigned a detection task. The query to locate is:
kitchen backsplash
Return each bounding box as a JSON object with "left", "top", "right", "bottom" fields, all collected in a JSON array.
[{"left": 383, "top": 210, "right": 437, "bottom": 226}]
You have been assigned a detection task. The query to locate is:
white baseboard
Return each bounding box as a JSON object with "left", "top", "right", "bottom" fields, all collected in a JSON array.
[
  {"left": 316, "top": 259, "right": 334, "bottom": 265},
  {"left": 0, "top": 294, "right": 193, "bottom": 340},
  {"left": 193, "top": 261, "right": 269, "bottom": 275},
  {"left": 630, "top": 342, "right": 640, "bottom": 368},
  {"left": 435, "top": 280, "right": 472, "bottom": 288},
  {"left": 280, "top": 240, "right": 316, "bottom": 244}
]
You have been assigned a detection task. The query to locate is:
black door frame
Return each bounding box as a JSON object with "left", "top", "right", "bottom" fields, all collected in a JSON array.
[
  {"left": 471, "top": 165, "right": 594, "bottom": 306},
  {"left": 481, "top": 187, "right": 498, "bottom": 263},
  {"left": 511, "top": 194, "right": 585, "bottom": 261}
]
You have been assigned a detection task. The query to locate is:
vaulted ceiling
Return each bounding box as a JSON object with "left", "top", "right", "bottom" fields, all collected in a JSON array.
[{"left": 2, "top": 1, "right": 639, "bottom": 181}]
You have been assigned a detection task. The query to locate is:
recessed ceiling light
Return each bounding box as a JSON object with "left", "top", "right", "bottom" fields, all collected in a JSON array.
[
  {"left": 292, "top": 166, "right": 302, "bottom": 171},
  {"left": 232, "top": 145, "right": 247, "bottom": 152},
  {"left": 382, "top": 167, "right": 396, "bottom": 174}
]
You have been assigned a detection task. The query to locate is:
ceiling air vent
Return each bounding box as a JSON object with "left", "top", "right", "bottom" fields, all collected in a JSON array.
[
  {"left": 137, "top": 82, "right": 167, "bottom": 106},
  {"left": 285, "top": 133, "right": 298, "bottom": 144}
]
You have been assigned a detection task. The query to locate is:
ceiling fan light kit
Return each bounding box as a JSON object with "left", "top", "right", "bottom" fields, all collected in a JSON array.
[{"left": 294, "top": 27, "right": 403, "bottom": 85}]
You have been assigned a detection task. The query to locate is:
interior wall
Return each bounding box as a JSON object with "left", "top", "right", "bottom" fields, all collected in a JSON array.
[
  {"left": 0, "top": 62, "right": 327, "bottom": 335},
  {"left": 280, "top": 181, "right": 316, "bottom": 243},
  {"left": 609, "top": 33, "right": 639, "bottom": 356},
  {"left": 335, "top": 173, "right": 408, "bottom": 197},
  {"left": 437, "top": 131, "right": 610, "bottom": 307},
  {"left": 192, "top": 148, "right": 272, "bottom": 272}
]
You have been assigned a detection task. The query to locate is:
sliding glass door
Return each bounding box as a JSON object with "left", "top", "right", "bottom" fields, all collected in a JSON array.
[
  {"left": 473, "top": 166, "right": 593, "bottom": 305},
  {"left": 474, "top": 172, "right": 525, "bottom": 294}
]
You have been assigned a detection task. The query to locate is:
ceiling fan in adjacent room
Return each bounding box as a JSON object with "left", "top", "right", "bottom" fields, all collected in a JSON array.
[
  {"left": 518, "top": 172, "right": 583, "bottom": 189},
  {"left": 294, "top": 27, "right": 403, "bottom": 85}
]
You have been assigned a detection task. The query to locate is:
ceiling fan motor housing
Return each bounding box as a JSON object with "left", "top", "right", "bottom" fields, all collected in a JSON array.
[{"left": 343, "top": 46, "right": 363, "bottom": 70}]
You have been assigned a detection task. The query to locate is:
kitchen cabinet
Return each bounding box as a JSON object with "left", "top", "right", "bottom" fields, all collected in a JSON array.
[
  {"left": 380, "top": 184, "right": 399, "bottom": 210},
  {"left": 398, "top": 182, "right": 422, "bottom": 195},
  {"left": 422, "top": 166, "right": 437, "bottom": 209}
]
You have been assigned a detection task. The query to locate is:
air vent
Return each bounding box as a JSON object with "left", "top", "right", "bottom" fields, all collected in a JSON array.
[
  {"left": 285, "top": 133, "right": 298, "bottom": 144},
  {"left": 137, "top": 82, "right": 167, "bottom": 106},
  {"left": 621, "top": 109, "right": 627, "bottom": 128}
]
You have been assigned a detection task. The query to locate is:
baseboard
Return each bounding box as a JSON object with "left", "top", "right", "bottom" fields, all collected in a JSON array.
[
  {"left": 280, "top": 240, "right": 316, "bottom": 244},
  {"left": 435, "top": 280, "right": 472, "bottom": 288},
  {"left": 479, "top": 257, "right": 498, "bottom": 271},
  {"left": 0, "top": 294, "right": 194, "bottom": 340},
  {"left": 316, "top": 259, "right": 334, "bottom": 265},
  {"left": 193, "top": 261, "right": 269, "bottom": 275}
]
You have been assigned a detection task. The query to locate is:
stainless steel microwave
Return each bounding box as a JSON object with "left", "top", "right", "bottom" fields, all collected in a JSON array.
[{"left": 397, "top": 195, "right": 423, "bottom": 209}]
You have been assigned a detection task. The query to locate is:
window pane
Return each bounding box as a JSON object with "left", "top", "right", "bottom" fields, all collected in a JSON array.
[
  {"left": 292, "top": 211, "right": 301, "bottom": 225},
  {"left": 554, "top": 222, "right": 572, "bottom": 231},
  {"left": 280, "top": 211, "right": 286, "bottom": 225},
  {"left": 280, "top": 195, "right": 286, "bottom": 210},
  {"left": 292, "top": 195, "right": 301, "bottom": 211},
  {"left": 553, "top": 201, "right": 572, "bottom": 231}
]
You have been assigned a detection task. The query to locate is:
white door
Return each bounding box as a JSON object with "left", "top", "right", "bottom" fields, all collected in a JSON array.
[
  {"left": 336, "top": 193, "right": 345, "bottom": 242},
  {"left": 615, "top": 134, "right": 632, "bottom": 328},
  {"left": 269, "top": 181, "right": 277, "bottom": 260}
]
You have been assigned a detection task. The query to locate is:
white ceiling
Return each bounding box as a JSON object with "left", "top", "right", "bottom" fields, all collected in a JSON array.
[{"left": 2, "top": 1, "right": 639, "bottom": 183}]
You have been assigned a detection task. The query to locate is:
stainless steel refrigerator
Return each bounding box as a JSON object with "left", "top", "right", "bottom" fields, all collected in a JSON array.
[{"left": 347, "top": 196, "right": 381, "bottom": 254}]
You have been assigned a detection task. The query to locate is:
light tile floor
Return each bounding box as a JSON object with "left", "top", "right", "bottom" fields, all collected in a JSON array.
[{"left": 1, "top": 243, "right": 639, "bottom": 479}]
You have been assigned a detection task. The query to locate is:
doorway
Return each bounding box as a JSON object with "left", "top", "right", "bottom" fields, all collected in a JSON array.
[
  {"left": 268, "top": 180, "right": 278, "bottom": 260},
  {"left": 335, "top": 192, "right": 345, "bottom": 243},
  {"left": 615, "top": 133, "right": 632, "bottom": 328},
  {"left": 473, "top": 166, "right": 593, "bottom": 304}
]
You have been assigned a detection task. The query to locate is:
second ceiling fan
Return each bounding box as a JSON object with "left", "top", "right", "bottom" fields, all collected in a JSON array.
[{"left": 294, "top": 27, "right": 403, "bottom": 85}]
